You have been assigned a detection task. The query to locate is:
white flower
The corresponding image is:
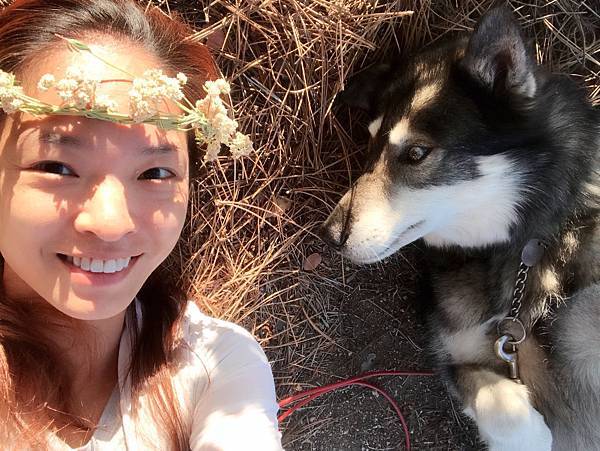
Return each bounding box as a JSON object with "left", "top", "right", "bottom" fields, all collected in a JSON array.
[
  {"left": 214, "top": 79, "right": 231, "bottom": 95},
  {"left": 57, "top": 90, "right": 74, "bottom": 102},
  {"left": 0, "top": 70, "right": 25, "bottom": 114},
  {"left": 193, "top": 100, "right": 236, "bottom": 143},
  {"left": 75, "top": 89, "right": 91, "bottom": 107},
  {"left": 0, "top": 70, "right": 16, "bottom": 89},
  {"left": 128, "top": 69, "right": 185, "bottom": 123},
  {"left": 203, "top": 79, "right": 231, "bottom": 97},
  {"left": 228, "top": 132, "right": 253, "bottom": 158},
  {"left": 163, "top": 77, "right": 184, "bottom": 101},
  {"left": 129, "top": 91, "right": 155, "bottom": 123},
  {"left": 212, "top": 113, "right": 238, "bottom": 140},
  {"left": 94, "top": 94, "right": 118, "bottom": 113},
  {"left": 1, "top": 97, "right": 23, "bottom": 114},
  {"left": 194, "top": 96, "right": 228, "bottom": 121},
  {"left": 54, "top": 65, "right": 98, "bottom": 108},
  {"left": 37, "top": 74, "right": 55, "bottom": 91},
  {"left": 203, "top": 80, "right": 222, "bottom": 97},
  {"left": 0, "top": 61, "right": 254, "bottom": 161},
  {"left": 189, "top": 79, "right": 253, "bottom": 160},
  {"left": 204, "top": 140, "right": 221, "bottom": 162},
  {"left": 56, "top": 78, "right": 78, "bottom": 92},
  {"left": 176, "top": 73, "right": 187, "bottom": 85}
]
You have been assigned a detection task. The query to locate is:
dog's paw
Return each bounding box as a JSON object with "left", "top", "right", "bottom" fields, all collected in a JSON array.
[{"left": 464, "top": 375, "right": 552, "bottom": 451}]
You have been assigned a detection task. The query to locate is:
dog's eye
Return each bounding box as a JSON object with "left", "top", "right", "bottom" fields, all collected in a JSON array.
[{"left": 406, "top": 146, "right": 432, "bottom": 163}]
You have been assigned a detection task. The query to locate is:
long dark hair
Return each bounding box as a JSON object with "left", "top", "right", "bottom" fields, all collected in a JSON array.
[{"left": 0, "top": 0, "right": 216, "bottom": 448}]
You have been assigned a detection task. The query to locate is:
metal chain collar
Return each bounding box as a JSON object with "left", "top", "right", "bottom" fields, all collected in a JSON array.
[
  {"left": 509, "top": 262, "right": 530, "bottom": 319},
  {"left": 494, "top": 239, "right": 547, "bottom": 382},
  {"left": 497, "top": 239, "right": 546, "bottom": 339}
]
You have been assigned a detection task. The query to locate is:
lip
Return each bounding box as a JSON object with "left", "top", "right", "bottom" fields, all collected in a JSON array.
[
  {"left": 401, "top": 220, "right": 425, "bottom": 234},
  {"left": 61, "top": 252, "right": 140, "bottom": 261},
  {"left": 345, "top": 220, "right": 427, "bottom": 264},
  {"left": 58, "top": 253, "right": 141, "bottom": 287}
]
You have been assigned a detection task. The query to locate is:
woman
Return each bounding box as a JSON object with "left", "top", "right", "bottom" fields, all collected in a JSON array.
[{"left": 0, "top": 0, "right": 283, "bottom": 449}]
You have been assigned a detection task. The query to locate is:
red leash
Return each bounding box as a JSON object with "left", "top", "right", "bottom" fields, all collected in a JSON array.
[{"left": 278, "top": 369, "right": 435, "bottom": 450}]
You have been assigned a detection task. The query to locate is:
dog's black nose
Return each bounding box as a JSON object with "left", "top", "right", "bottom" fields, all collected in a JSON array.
[
  {"left": 319, "top": 223, "right": 343, "bottom": 250},
  {"left": 320, "top": 209, "right": 349, "bottom": 251}
]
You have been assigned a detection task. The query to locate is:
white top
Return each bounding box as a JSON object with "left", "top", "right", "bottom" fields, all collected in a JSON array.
[{"left": 46, "top": 301, "right": 283, "bottom": 450}]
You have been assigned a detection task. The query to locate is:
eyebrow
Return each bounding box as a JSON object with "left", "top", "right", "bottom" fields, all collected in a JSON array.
[
  {"left": 141, "top": 143, "right": 180, "bottom": 155},
  {"left": 39, "top": 132, "right": 81, "bottom": 147},
  {"left": 38, "top": 132, "right": 180, "bottom": 155}
]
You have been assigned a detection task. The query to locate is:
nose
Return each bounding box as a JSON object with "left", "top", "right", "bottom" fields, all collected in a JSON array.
[
  {"left": 319, "top": 223, "right": 342, "bottom": 250},
  {"left": 320, "top": 207, "right": 349, "bottom": 250},
  {"left": 74, "top": 176, "right": 136, "bottom": 241}
]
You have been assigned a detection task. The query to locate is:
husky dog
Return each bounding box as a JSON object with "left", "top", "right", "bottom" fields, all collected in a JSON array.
[{"left": 322, "top": 5, "right": 599, "bottom": 451}]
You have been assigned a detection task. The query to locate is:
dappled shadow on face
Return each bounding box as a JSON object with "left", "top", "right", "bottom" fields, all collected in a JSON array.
[{"left": 0, "top": 112, "right": 189, "bottom": 312}]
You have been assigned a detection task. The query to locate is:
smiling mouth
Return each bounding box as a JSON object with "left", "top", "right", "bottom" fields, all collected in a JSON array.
[{"left": 57, "top": 253, "right": 142, "bottom": 274}]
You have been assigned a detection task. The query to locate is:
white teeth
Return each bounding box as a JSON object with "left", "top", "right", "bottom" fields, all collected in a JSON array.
[
  {"left": 90, "top": 259, "right": 104, "bottom": 273},
  {"left": 68, "top": 255, "right": 134, "bottom": 274},
  {"left": 102, "top": 259, "right": 117, "bottom": 273}
]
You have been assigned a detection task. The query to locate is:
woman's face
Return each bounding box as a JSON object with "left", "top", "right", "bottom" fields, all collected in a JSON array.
[{"left": 0, "top": 41, "right": 190, "bottom": 320}]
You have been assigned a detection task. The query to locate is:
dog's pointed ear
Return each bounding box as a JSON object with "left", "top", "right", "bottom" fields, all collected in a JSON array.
[
  {"left": 335, "top": 64, "right": 391, "bottom": 112},
  {"left": 462, "top": 5, "right": 537, "bottom": 98}
]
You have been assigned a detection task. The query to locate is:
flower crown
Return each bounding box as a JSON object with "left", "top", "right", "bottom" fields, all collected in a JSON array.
[{"left": 0, "top": 36, "right": 252, "bottom": 162}]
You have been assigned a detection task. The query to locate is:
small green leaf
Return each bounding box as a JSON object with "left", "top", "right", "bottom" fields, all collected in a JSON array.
[{"left": 66, "top": 38, "right": 92, "bottom": 52}]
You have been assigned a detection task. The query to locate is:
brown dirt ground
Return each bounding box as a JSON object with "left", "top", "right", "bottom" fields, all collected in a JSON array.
[{"left": 269, "top": 247, "right": 483, "bottom": 451}]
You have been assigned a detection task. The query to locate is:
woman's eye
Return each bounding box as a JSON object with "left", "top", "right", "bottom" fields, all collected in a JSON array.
[
  {"left": 406, "top": 146, "right": 432, "bottom": 164},
  {"left": 139, "top": 168, "right": 176, "bottom": 180},
  {"left": 31, "top": 161, "right": 76, "bottom": 176}
]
